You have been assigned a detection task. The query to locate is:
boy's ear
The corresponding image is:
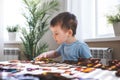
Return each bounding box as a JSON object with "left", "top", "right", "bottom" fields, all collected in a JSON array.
[{"left": 68, "top": 29, "right": 73, "bottom": 36}]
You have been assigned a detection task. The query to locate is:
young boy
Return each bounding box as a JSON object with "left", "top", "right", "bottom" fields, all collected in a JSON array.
[{"left": 36, "top": 12, "right": 92, "bottom": 61}]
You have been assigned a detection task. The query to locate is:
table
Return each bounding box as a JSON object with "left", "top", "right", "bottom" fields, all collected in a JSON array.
[{"left": 0, "top": 61, "right": 120, "bottom": 80}]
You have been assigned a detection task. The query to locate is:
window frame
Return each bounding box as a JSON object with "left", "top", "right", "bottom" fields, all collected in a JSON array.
[{"left": 95, "top": 0, "right": 120, "bottom": 38}]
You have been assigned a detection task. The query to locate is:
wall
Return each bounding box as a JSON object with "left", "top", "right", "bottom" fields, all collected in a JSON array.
[
  {"left": 86, "top": 41, "right": 120, "bottom": 60},
  {"left": 0, "top": 0, "right": 4, "bottom": 61}
]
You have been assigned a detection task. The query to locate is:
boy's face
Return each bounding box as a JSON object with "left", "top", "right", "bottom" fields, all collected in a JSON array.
[{"left": 50, "top": 25, "right": 71, "bottom": 44}]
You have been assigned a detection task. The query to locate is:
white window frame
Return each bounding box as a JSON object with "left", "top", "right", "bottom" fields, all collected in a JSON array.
[
  {"left": 95, "top": 0, "right": 120, "bottom": 38},
  {"left": 67, "top": 0, "right": 120, "bottom": 40}
]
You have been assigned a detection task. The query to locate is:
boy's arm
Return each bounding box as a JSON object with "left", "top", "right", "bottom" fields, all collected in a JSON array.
[{"left": 35, "top": 50, "right": 60, "bottom": 60}]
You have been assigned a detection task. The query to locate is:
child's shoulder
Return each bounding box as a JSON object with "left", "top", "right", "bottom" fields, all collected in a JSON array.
[
  {"left": 61, "top": 40, "right": 87, "bottom": 47},
  {"left": 75, "top": 40, "right": 85, "bottom": 44},
  {"left": 76, "top": 40, "right": 88, "bottom": 46}
]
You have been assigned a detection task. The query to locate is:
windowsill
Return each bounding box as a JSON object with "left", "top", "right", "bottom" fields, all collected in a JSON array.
[
  {"left": 4, "top": 41, "right": 22, "bottom": 45},
  {"left": 4, "top": 36, "right": 120, "bottom": 44},
  {"left": 84, "top": 36, "right": 120, "bottom": 42}
]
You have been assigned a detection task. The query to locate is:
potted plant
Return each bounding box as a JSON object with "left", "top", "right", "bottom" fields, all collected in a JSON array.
[
  {"left": 6, "top": 25, "right": 19, "bottom": 41},
  {"left": 106, "top": 5, "right": 120, "bottom": 36},
  {"left": 21, "top": 0, "right": 59, "bottom": 60}
]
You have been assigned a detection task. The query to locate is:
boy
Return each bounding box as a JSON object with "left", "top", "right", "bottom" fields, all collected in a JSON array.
[{"left": 36, "top": 12, "right": 92, "bottom": 61}]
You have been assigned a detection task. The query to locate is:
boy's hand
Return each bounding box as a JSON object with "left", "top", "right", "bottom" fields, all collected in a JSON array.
[
  {"left": 35, "top": 50, "right": 56, "bottom": 61},
  {"left": 35, "top": 53, "right": 48, "bottom": 61}
]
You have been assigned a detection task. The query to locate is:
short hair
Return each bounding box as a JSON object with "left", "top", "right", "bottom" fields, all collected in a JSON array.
[{"left": 50, "top": 12, "right": 77, "bottom": 36}]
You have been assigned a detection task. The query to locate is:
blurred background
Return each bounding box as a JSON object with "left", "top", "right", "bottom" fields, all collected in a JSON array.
[{"left": 0, "top": 0, "right": 120, "bottom": 61}]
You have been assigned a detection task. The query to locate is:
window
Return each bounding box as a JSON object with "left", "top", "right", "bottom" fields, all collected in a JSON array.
[
  {"left": 67, "top": 0, "right": 120, "bottom": 40},
  {"left": 95, "top": 0, "right": 120, "bottom": 37},
  {"left": 67, "top": 0, "right": 96, "bottom": 40},
  {"left": 3, "top": 0, "right": 25, "bottom": 41}
]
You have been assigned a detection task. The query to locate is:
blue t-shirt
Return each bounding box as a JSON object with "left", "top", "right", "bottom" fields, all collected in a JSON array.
[{"left": 56, "top": 40, "right": 92, "bottom": 61}]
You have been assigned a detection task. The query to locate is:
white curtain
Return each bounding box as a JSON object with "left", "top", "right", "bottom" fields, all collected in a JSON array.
[
  {"left": 67, "top": 0, "right": 95, "bottom": 40},
  {"left": 0, "top": 0, "right": 4, "bottom": 61}
]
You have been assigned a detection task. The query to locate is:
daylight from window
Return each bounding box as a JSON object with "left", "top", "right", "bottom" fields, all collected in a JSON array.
[
  {"left": 3, "top": 0, "right": 120, "bottom": 41},
  {"left": 96, "top": 0, "right": 120, "bottom": 37},
  {"left": 3, "top": 0, "right": 25, "bottom": 41}
]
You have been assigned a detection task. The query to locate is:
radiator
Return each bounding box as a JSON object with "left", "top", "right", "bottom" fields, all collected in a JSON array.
[
  {"left": 90, "top": 47, "right": 113, "bottom": 65},
  {"left": 3, "top": 48, "right": 20, "bottom": 61}
]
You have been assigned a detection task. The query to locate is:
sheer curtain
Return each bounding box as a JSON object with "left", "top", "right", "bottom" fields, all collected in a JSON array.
[
  {"left": 0, "top": 0, "right": 4, "bottom": 61},
  {"left": 67, "top": 0, "right": 95, "bottom": 40}
]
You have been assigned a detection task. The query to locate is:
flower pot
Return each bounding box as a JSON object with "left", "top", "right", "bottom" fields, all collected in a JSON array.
[
  {"left": 8, "top": 32, "right": 17, "bottom": 41},
  {"left": 113, "top": 22, "right": 120, "bottom": 36}
]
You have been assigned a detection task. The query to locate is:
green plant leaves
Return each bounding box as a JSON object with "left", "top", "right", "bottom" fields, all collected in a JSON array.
[
  {"left": 106, "top": 5, "right": 120, "bottom": 24},
  {"left": 21, "top": 0, "right": 59, "bottom": 60},
  {"left": 107, "top": 13, "right": 120, "bottom": 24},
  {"left": 7, "top": 25, "right": 19, "bottom": 32}
]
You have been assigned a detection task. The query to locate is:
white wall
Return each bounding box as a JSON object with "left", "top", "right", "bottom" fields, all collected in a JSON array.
[{"left": 0, "top": 0, "right": 4, "bottom": 60}]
